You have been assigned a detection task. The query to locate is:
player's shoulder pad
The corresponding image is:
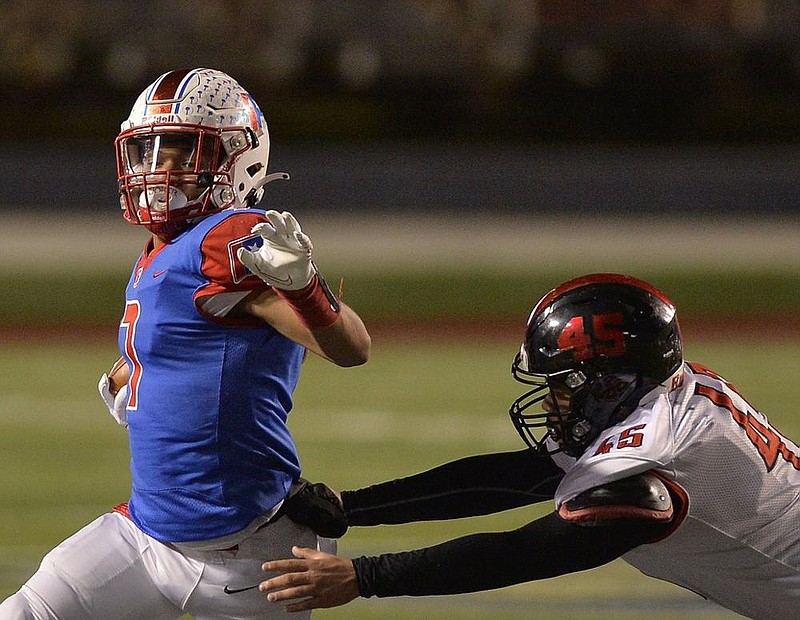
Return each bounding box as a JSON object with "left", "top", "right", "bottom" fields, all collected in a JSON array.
[
  {"left": 198, "top": 210, "right": 270, "bottom": 287},
  {"left": 559, "top": 471, "right": 673, "bottom": 526}
]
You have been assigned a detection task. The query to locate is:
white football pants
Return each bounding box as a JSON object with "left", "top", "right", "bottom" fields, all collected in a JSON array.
[{"left": 0, "top": 511, "right": 333, "bottom": 619}]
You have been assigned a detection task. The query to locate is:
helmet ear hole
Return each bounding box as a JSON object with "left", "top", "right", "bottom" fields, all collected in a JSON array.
[{"left": 246, "top": 163, "right": 264, "bottom": 177}]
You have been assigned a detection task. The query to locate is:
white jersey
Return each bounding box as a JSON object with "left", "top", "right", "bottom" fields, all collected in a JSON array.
[{"left": 550, "top": 362, "right": 800, "bottom": 620}]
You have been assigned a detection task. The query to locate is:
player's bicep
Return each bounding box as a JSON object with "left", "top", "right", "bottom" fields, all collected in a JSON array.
[{"left": 194, "top": 211, "right": 272, "bottom": 314}]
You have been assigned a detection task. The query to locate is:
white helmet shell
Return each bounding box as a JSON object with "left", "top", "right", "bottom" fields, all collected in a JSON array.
[{"left": 116, "top": 68, "right": 273, "bottom": 236}]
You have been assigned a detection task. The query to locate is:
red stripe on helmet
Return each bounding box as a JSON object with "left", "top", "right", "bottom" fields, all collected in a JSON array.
[
  {"left": 528, "top": 273, "right": 674, "bottom": 325},
  {"left": 150, "top": 68, "right": 193, "bottom": 102}
]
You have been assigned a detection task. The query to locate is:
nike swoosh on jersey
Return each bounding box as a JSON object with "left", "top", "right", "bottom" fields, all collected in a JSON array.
[
  {"left": 223, "top": 583, "right": 260, "bottom": 595},
  {"left": 152, "top": 270, "right": 167, "bottom": 278}
]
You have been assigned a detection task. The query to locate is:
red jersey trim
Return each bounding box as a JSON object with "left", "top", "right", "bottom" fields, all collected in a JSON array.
[
  {"left": 557, "top": 470, "right": 686, "bottom": 535},
  {"left": 113, "top": 502, "right": 131, "bottom": 520},
  {"left": 193, "top": 211, "right": 273, "bottom": 326},
  {"left": 558, "top": 503, "right": 674, "bottom": 523}
]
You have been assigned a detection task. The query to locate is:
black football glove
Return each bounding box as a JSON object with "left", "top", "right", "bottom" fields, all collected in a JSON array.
[{"left": 281, "top": 478, "right": 348, "bottom": 538}]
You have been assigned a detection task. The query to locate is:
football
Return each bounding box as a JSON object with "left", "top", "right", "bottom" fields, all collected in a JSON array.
[{"left": 107, "top": 357, "right": 130, "bottom": 395}]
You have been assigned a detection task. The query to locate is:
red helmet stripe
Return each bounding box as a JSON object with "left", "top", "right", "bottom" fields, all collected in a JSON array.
[
  {"left": 528, "top": 273, "right": 674, "bottom": 325},
  {"left": 149, "top": 68, "right": 194, "bottom": 103}
]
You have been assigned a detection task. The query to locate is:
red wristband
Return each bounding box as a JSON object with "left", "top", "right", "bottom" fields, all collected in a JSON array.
[{"left": 277, "top": 273, "right": 341, "bottom": 329}]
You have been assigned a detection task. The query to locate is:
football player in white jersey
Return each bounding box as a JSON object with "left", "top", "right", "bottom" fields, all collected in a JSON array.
[{"left": 258, "top": 273, "right": 800, "bottom": 620}]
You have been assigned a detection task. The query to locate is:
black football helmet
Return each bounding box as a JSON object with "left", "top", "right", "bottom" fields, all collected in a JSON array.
[{"left": 509, "top": 273, "right": 683, "bottom": 457}]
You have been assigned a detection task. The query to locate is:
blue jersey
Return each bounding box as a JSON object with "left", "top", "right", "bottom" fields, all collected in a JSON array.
[{"left": 118, "top": 209, "right": 305, "bottom": 543}]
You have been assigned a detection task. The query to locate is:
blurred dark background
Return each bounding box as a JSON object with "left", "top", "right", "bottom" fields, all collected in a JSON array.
[{"left": 1, "top": 0, "right": 799, "bottom": 216}]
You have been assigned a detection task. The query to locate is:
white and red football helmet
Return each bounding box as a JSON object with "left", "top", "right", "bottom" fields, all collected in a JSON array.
[{"left": 115, "top": 67, "right": 286, "bottom": 238}]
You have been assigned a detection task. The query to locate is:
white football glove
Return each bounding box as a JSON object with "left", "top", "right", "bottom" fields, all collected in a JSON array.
[
  {"left": 237, "top": 210, "right": 315, "bottom": 291},
  {"left": 98, "top": 373, "right": 129, "bottom": 428}
]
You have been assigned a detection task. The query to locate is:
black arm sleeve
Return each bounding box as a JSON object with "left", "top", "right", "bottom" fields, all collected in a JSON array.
[
  {"left": 342, "top": 449, "right": 564, "bottom": 526},
  {"left": 353, "top": 510, "right": 671, "bottom": 598}
]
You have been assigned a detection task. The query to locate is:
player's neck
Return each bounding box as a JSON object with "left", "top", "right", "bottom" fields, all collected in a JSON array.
[{"left": 142, "top": 234, "right": 167, "bottom": 257}]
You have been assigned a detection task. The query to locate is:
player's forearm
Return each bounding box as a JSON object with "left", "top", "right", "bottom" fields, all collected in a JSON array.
[
  {"left": 343, "top": 450, "right": 563, "bottom": 525},
  {"left": 308, "top": 302, "right": 371, "bottom": 367},
  {"left": 353, "top": 512, "right": 652, "bottom": 598},
  {"left": 273, "top": 273, "right": 370, "bottom": 367}
]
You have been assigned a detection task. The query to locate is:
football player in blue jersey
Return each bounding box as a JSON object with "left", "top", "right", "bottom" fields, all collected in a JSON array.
[{"left": 1, "top": 68, "right": 369, "bottom": 620}]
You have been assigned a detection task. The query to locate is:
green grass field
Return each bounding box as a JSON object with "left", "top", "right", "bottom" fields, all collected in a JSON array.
[{"left": 2, "top": 335, "right": 797, "bottom": 619}]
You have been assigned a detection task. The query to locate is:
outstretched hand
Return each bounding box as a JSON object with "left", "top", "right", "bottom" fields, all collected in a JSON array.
[
  {"left": 260, "top": 546, "right": 359, "bottom": 612},
  {"left": 237, "top": 210, "right": 315, "bottom": 291}
]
